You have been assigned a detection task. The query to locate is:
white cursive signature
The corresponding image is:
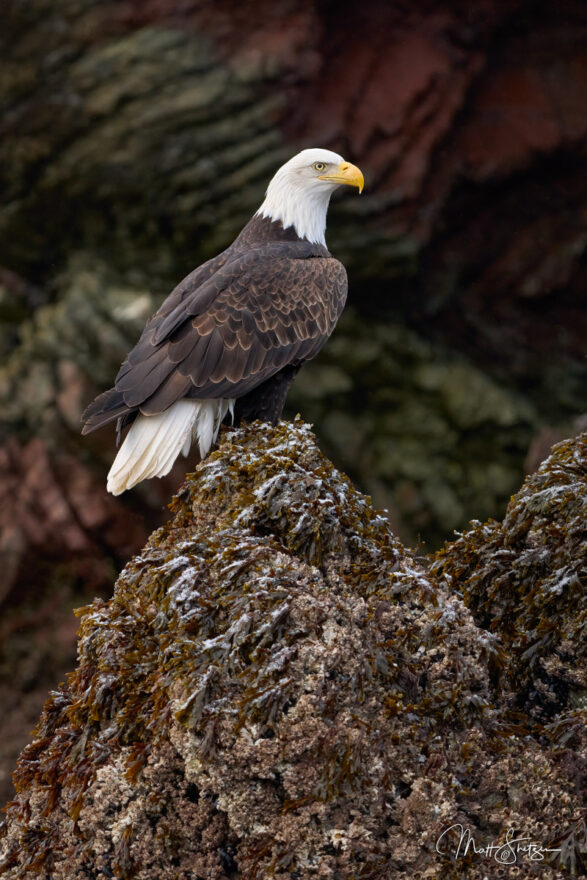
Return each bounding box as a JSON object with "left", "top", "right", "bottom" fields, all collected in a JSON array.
[{"left": 436, "top": 824, "right": 562, "bottom": 865}]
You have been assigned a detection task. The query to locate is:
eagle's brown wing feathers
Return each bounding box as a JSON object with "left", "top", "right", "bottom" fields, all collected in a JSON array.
[{"left": 82, "top": 244, "right": 347, "bottom": 433}]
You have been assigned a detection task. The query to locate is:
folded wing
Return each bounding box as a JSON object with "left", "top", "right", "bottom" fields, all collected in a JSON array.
[{"left": 82, "top": 242, "right": 347, "bottom": 433}]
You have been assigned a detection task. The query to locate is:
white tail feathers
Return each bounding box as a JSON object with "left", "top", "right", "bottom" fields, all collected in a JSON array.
[{"left": 107, "top": 398, "right": 234, "bottom": 495}]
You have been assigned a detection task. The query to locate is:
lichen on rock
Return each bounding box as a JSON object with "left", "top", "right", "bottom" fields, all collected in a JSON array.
[{"left": 0, "top": 422, "right": 584, "bottom": 878}]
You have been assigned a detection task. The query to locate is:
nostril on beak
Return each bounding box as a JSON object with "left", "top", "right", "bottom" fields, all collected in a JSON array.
[{"left": 340, "top": 162, "right": 349, "bottom": 171}]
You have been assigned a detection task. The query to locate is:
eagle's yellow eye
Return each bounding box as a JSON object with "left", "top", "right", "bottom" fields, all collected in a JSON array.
[{"left": 313, "top": 162, "right": 327, "bottom": 172}]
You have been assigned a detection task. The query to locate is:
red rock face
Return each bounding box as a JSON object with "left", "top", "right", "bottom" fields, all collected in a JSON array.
[
  {"left": 290, "top": 6, "right": 488, "bottom": 198},
  {"left": 0, "top": 438, "right": 150, "bottom": 805},
  {"left": 277, "top": 0, "right": 587, "bottom": 385},
  {"left": 0, "top": 438, "right": 147, "bottom": 603}
]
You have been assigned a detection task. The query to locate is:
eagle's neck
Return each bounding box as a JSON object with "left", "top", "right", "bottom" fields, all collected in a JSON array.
[{"left": 255, "top": 177, "right": 332, "bottom": 246}]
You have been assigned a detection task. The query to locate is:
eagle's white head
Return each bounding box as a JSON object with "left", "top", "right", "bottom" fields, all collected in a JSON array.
[{"left": 256, "top": 148, "right": 364, "bottom": 246}]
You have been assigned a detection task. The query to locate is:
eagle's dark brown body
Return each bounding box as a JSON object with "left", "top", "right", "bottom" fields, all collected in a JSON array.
[{"left": 82, "top": 215, "right": 347, "bottom": 438}]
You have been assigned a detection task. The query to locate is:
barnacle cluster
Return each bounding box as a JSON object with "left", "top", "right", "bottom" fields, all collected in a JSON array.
[
  {"left": 433, "top": 434, "right": 587, "bottom": 721},
  {"left": 1, "top": 422, "right": 584, "bottom": 879}
]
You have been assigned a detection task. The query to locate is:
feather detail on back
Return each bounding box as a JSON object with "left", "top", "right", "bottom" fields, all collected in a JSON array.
[{"left": 106, "top": 398, "right": 233, "bottom": 495}]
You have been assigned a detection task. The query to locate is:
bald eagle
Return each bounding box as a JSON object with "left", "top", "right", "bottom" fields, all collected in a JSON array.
[{"left": 82, "top": 148, "right": 364, "bottom": 495}]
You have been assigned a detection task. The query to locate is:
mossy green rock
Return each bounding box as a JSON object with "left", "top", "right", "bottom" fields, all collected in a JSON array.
[{"left": 1, "top": 422, "right": 583, "bottom": 878}]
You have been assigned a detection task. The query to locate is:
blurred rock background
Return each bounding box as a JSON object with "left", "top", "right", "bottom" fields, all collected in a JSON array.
[{"left": 0, "top": 0, "right": 586, "bottom": 804}]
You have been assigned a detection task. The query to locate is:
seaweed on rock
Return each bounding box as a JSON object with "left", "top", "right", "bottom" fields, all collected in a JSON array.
[
  {"left": 0, "top": 422, "right": 584, "bottom": 879},
  {"left": 433, "top": 432, "right": 587, "bottom": 722}
]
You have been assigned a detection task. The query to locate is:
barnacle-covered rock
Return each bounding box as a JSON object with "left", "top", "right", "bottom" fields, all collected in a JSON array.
[
  {"left": 0, "top": 422, "right": 584, "bottom": 879},
  {"left": 433, "top": 432, "right": 587, "bottom": 722}
]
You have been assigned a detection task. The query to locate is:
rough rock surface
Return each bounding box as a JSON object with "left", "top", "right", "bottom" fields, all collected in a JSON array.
[
  {"left": 433, "top": 433, "right": 587, "bottom": 724},
  {"left": 1, "top": 422, "right": 584, "bottom": 878}
]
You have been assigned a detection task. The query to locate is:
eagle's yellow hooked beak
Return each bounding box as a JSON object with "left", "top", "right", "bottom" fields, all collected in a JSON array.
[{"left": 319, "top": 161, "right": 364, "bottom": 194}]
